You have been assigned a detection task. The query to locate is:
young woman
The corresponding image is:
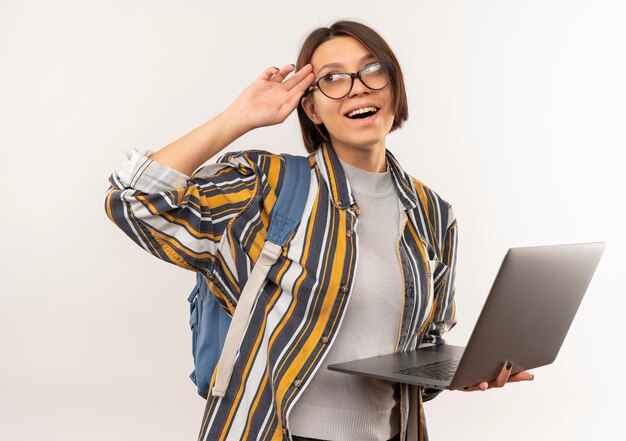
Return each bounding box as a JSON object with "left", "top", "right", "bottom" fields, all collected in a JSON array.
[{"left": 106, "top": 19, "right": 532, "bottom": 441}]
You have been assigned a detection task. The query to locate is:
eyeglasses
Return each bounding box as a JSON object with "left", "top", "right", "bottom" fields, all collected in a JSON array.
[{"left": 305, "top": 62, "right": 390, "bottom": 99}]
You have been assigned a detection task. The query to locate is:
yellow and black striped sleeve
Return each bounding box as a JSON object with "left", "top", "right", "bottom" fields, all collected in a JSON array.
[{"left": 104, "top": 148, "right": 282, "bottom": 277}]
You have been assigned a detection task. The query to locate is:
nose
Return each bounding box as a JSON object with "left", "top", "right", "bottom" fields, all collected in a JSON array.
[{"left": 348, "top": 75, "right": 370, "bottom": 97}]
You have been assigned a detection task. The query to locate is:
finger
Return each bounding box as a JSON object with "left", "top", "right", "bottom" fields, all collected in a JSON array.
[
  {"left": 462, "top": 382, "right": 488, "bottom": 392},
  {"left": 289, "top": 71, "right": 316, "bottom": 96},
  {"left": 270, "top": 63, "right": 297, "bottom": 82},
  {"left": 283, "top": 64, "right": 315, "bottom": 91},
  {"left": 284, "top": 72, "right": 316, "bottom": 110},
  {"left": 259, "top": 66, "right": 281, "bottom": 81},
  {"left": 491, "top": 361, "right": 512, "bottom": 388},
  {"left": 277, "top": 73, "right": 316, "bottom": 121},
  {"left": 507, "top": 371, "right": 535, "bottom": 383},
  {"left": 282, "top": 69, "right": 315, "bottom": 107}
]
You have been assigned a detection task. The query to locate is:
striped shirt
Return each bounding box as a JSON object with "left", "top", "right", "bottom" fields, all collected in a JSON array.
[{"left": 105, "top": 141, "right": 458, "bottom": 441}]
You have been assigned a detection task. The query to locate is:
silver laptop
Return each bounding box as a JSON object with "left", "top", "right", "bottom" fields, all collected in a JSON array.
[{"left": 328, "top": 242, "right": 606, "bottom": 390}]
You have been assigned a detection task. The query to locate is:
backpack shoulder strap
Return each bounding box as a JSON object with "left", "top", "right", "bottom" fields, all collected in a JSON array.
[
  {"left": 211, "top": 153, "right": 311, "bottom": 397},
  {"left": 266, "top": 153, "right": 311, "bottom": 246}
]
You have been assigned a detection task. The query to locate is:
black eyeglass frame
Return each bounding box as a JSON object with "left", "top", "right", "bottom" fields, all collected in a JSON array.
[{"left": 303, "top": 62, "right": 390, "bottom": 100}]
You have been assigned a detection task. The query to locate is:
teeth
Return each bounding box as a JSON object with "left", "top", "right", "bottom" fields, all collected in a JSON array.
[{"left": 347, "top": 106, "right": 378, "bottom": 118}]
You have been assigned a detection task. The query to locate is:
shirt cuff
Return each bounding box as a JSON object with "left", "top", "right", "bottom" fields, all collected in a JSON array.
[{"left": 114, "top": 149, "right": 191, "bottom": 193}]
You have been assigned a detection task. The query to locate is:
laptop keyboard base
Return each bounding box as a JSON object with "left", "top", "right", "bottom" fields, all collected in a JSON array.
[{"left": 395, "top": 358, "right": 460, "bottom": 381}]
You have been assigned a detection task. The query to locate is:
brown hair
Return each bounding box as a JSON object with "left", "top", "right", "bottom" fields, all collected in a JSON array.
[{"left": 296, "top": 20, "right": 409, "bottom": 153}]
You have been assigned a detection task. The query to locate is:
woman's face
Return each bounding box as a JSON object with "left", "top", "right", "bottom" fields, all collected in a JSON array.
[{"left": 301, "top": 36, "right": 395, "bottom": 156}]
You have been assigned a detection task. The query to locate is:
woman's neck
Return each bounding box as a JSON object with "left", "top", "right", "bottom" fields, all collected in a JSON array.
[{"left": 329, "top": 137, "right": 387, "bottom": 173}]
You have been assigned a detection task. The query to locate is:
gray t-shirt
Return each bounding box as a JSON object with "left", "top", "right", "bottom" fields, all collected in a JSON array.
[{"left": 289, "top": 157, "right": 403, "bottom": 441}]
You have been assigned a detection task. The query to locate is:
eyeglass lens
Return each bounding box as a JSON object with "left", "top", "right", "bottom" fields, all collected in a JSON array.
[{"left": 318, "top": 64, "right": 389, "bottom": 99}]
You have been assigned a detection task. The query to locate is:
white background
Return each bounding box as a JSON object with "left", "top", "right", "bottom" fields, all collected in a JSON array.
[{"left": 1, "top": 1, "right": 624, "bottom": 440}]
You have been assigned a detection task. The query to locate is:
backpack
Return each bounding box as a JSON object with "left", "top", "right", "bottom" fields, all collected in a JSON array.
[{"left": 187, "top": 153, "right": 311, "bottom": 399}]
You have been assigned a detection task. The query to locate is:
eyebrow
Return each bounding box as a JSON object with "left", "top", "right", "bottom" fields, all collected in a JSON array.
[{"left": 318, "top": 53, "right": 378, "bottom": 74}]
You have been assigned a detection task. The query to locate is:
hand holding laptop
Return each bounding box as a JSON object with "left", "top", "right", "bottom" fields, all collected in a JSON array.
[
  {"left": 461, "top": 360, "right": 535, "bottom": 392},
  {"left": 328, "top": 243, "right": 605, "bottom": 392}
]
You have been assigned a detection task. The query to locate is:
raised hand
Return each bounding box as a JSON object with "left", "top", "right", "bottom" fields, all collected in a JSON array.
[
  {"left": 227, "top": 63, "right": 316, "bottom": 131},
  {"left": 147, "top": 63, "right": 316, "bottom": 176}
]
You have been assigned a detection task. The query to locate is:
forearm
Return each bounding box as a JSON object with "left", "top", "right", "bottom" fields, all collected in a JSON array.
[{"left": 150, "top": 104, "right": 252, "bottom": 176}]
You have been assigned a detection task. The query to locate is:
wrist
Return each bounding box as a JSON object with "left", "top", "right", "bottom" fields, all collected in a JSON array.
[{"left": 220, "top": 103, "right": 255, "bottom": 136}]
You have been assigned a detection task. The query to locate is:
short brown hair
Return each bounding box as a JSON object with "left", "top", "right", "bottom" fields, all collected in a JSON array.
[{"left": 296, "top": 20, "right": 409, "bottom": 153}]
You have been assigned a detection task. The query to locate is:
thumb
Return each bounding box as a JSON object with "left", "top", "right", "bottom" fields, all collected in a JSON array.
[{"left": 492, "top": 360, "right": 513, "bottom": 388}]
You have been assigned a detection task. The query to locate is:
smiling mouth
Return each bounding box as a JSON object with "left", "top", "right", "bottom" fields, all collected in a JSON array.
[{"left": 345, "top": 107, "right": 380, "bottom": 119}]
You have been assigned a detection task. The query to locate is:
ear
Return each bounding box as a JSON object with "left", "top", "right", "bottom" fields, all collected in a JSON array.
[{"left": 300, "top": 95, "right": 322, "bottom": 125}]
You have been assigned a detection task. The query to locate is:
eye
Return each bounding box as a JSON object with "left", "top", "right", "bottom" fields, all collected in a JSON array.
[
  {"left": 322, "top": 73, "right": 341, "bottom": 83},
  {"left": 363, "top": 63, "right": 382, "bottom": 73}
]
